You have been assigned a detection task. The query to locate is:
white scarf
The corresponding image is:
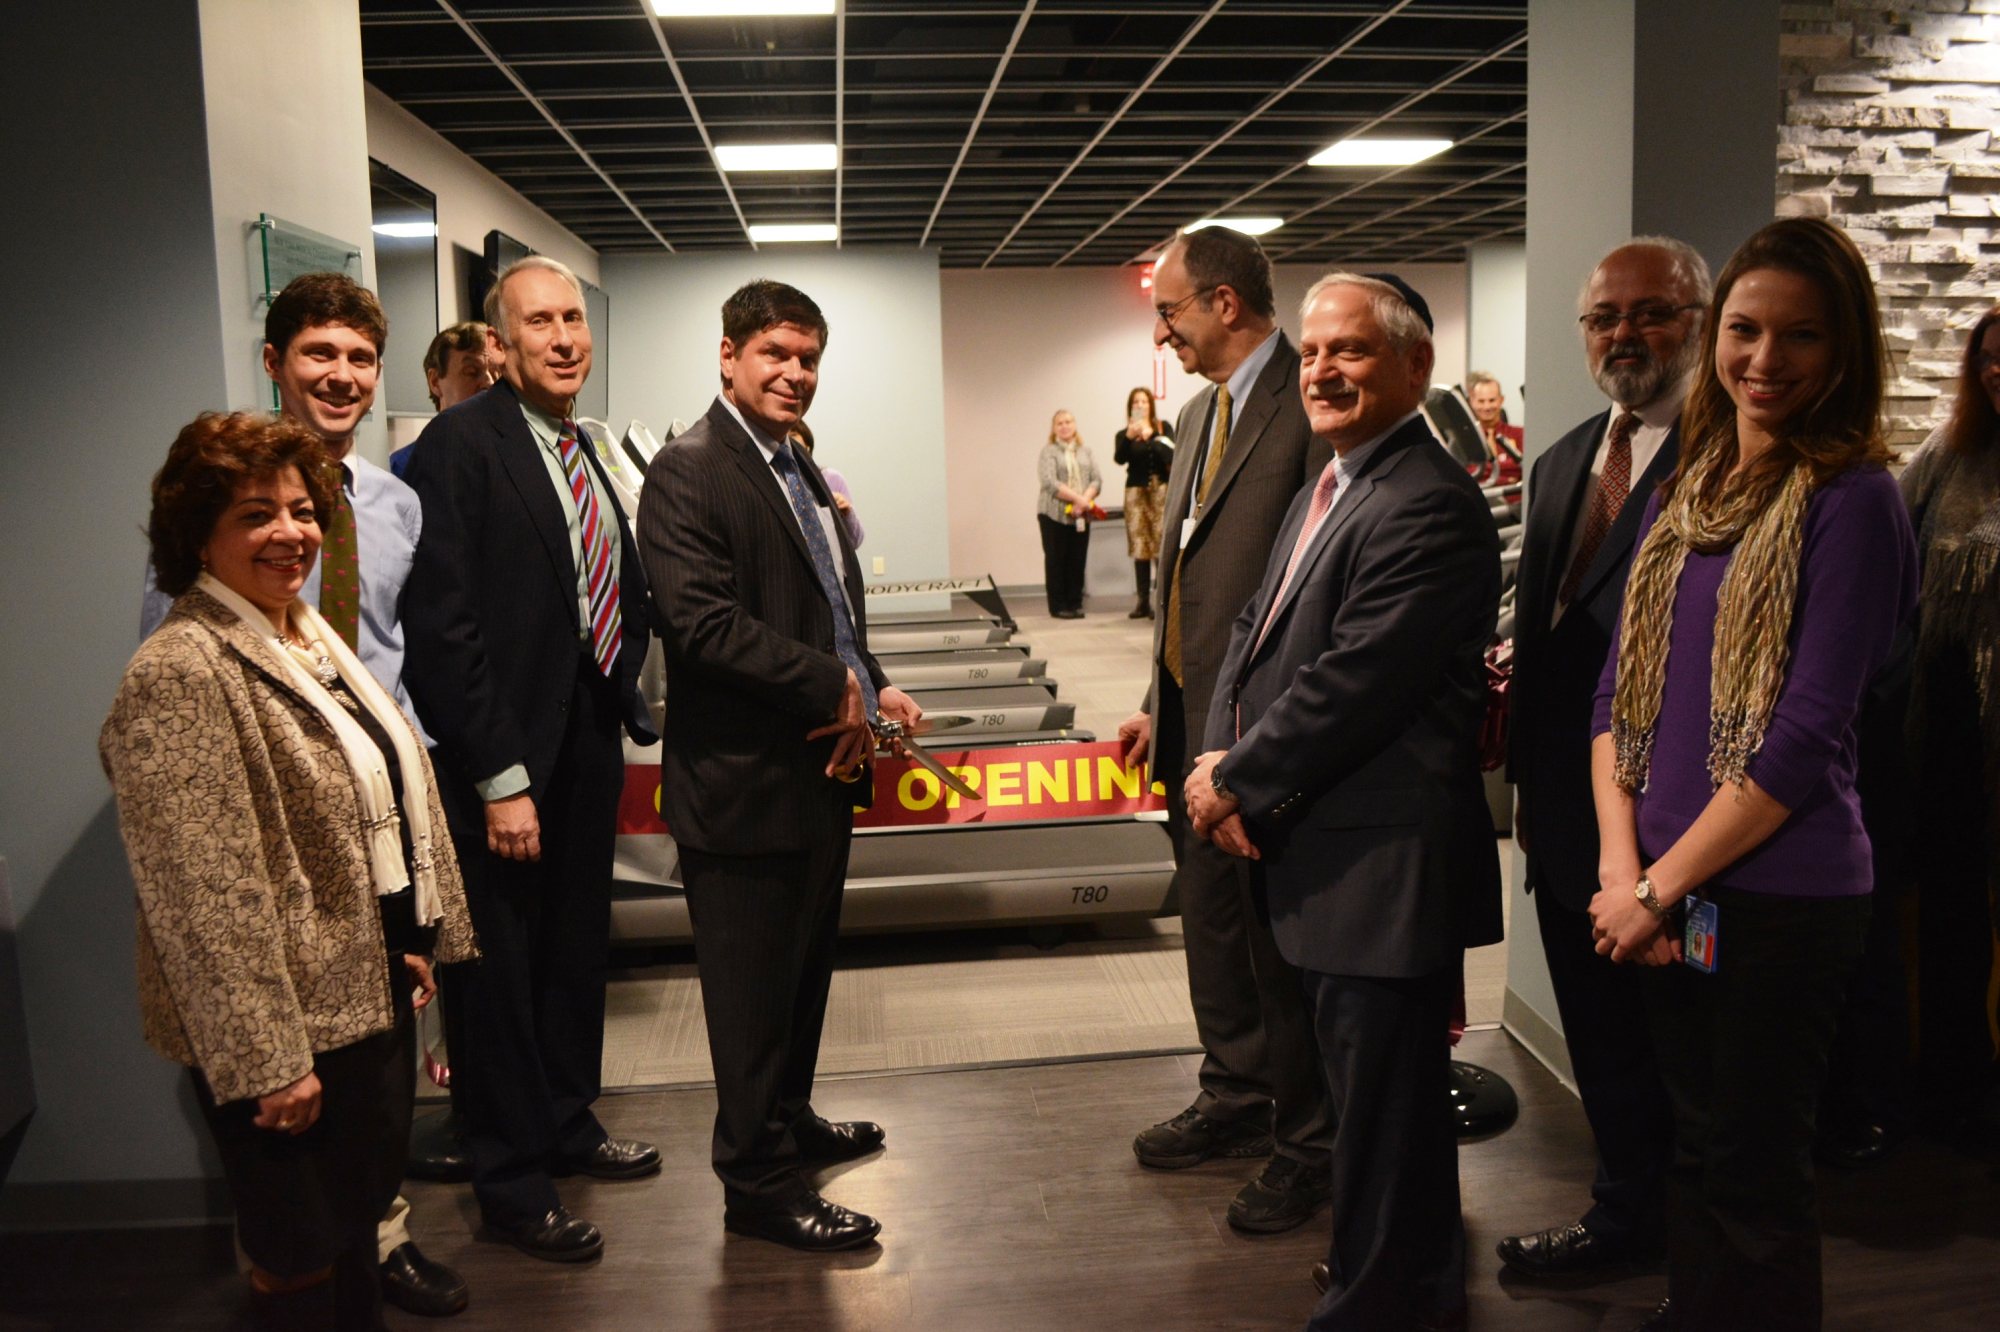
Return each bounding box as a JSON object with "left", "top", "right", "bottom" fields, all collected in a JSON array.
[{"left": 197, "top": 574, "right": 443, "bottom": 927}]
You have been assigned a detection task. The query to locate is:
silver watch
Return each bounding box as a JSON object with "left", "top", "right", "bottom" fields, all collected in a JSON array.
[
  {"left": 1210, "top": 766, "right": 1236, "bottom": 804},
  {"left": 1634, "top": 874, "right": 1669, "bottom": 917}
]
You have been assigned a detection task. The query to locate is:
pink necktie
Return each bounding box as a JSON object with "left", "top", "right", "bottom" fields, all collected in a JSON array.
[{"left": 1253, "top": 456, "right": 1342, "bottom": 656}]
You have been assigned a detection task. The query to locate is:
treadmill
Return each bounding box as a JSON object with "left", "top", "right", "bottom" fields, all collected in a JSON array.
[{"left": 610, "top": 565, "right": 1174, "bottom": 943}]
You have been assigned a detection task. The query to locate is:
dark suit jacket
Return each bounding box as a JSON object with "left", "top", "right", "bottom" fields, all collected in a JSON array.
[
  {"left": 1147, "top": 330, "right": 1331, "bottom": 783},
  {"left": 1509, "top": 410, "right": 1681, "bottom": 911},
  {"left": 637, "top": 399, "right": 890, "bottom": 857},
  {"left": 1205, "top": 415, "right": 1503, "bottom": 978},
  {"left": 400, "top": 380, "right": 654, "bottom": 829}
]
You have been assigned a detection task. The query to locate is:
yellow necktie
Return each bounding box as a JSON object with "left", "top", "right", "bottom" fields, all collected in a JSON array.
[{"left": 1163, "top": 385, "right": 1232, "bottom": 688}]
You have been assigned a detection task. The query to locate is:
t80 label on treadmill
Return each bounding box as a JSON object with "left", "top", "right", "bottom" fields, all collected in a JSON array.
[{"left": 853, "top": 740, "right": 1166, "bottom": 828}]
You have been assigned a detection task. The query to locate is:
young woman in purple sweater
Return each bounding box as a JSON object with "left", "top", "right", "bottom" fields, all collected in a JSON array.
[{"left": 1585, "top": 217, "right": 1918, "bottom": 1331}]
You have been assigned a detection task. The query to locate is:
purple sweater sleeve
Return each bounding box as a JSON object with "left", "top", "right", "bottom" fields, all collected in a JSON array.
[
  {"left": 1589, "top": 492, "right": 1662, "bottom": 740},
  {"left": 822, "top": 468, "right": 865, "bottom": 548},
  {"left": 1742, "top": 469, "right": 1916, "bottom": 808},
  {"left": 1587, "top": 471, "right": 1918, "bottom": 807}
]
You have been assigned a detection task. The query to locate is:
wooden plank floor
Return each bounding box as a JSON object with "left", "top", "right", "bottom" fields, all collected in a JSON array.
[{"left": 5, "top": 1029, "right": 1995, "bottom": 1330}]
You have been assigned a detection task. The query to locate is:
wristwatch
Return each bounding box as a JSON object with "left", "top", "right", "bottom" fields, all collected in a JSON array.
[
  {"left": 1634, "top": 874, "right": 1669, "bottom": 917},
  {"left": 1210, "top": 765, "right": 1237, "bottom": 805}
]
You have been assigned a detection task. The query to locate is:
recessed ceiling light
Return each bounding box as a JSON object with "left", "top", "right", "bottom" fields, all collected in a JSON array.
[
  {"left": 750, "top": 223, "right": 838, "bottom": 243},
  {"left": 715, "top": 143, "right": 838, "bottom": 172},
  {"left": 1185, "top": 217, "right": 1283, "bottom": 237},
  {"left": 651, "top": 2, "right": 835, "bottom": 16},
  {"left": 1309, "top": 138, "right": 1453, "bottom": 167},
  {"left": 371, "top": 221, "right": 437, "bottom": 239}
]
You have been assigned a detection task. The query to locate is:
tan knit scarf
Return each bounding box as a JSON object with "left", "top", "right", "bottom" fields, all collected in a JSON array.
[{"left": 1610, "top": 440, "right": 1818, "bottom": 794}]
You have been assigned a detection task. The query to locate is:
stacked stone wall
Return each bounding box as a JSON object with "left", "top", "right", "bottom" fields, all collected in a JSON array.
[{"left": 1780, "top": 1, "right": 2000, "bottom": 449}]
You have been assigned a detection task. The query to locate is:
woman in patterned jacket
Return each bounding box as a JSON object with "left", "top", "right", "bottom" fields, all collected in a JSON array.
[{"left": 100, "top": 412, "right": 475, "bottom": 1332}]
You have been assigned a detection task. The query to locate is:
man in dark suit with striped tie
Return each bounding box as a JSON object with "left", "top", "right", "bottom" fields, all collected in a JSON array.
[
  {"left": 402, "top": 257, "right": 661, "bottom": 1264},
  {"left": 638, "top": 280, "right": 924, "bottom": 1252}
]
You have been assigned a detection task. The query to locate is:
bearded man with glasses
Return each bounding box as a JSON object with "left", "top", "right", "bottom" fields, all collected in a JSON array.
[{"left": 1499, "top": 236, "right": 1711, "bottom": 1280}]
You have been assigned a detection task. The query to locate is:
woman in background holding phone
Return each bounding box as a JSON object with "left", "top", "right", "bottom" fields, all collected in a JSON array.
[{"left": 1113, "top": 386, "right": 1173, "bottom": 619}]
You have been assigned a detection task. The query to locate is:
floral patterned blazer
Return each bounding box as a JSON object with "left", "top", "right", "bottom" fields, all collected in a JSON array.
[{"left": 100, "top": 588, "right": 476, "bottom": 1104}]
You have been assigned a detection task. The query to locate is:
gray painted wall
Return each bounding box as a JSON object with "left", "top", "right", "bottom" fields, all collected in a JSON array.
[
  {"left": 2, "top": 1, "right": 234, "bottom": 1217},
  {"left": 4, "top": 0, "right": 385, "bottom": 1228},
  {"left": 603, "top": 250, "right": 954, "bottom": 588},
  {"left": 1634, "top": 0, "right": 1784, "bottom": 280}
]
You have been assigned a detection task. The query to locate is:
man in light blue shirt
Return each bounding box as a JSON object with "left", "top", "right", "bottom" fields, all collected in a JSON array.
[
  {"left": 137, "top": 274, "right": 465, "bottom": 1318},
  {"left": 141, "top": 296, "right": 425, "bottom": 738}
]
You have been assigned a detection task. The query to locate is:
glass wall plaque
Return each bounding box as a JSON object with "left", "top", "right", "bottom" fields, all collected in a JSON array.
[{"left": 256, "top": 213, "right": 363, "bottom": 306}]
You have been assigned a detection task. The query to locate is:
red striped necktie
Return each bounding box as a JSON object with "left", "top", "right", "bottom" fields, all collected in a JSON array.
[
  {"left": 1558, "top": 411, "right": 1637, "bottom": 609},
  {"left": 555, "top": 419, "right": 622, "bottom": 678}
]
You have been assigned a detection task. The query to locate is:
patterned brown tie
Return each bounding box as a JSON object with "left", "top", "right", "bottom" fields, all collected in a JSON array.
[
  {"left": 1558, "top": 411, "right": 1637, "bottom": 609},
  {"left": 1163, "top": 385, "right": 1232, "bottom": 687},
  {"left": 319, "top": 476, "right": 361, "bottom": 651}
]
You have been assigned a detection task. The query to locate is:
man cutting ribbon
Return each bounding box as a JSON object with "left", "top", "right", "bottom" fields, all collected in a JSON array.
[{"left": 638, "top": 280, "right": 921, "bottom": 1254}]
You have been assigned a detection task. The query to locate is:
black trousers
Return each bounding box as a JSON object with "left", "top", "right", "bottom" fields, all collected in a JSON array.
[
  {"left": 1532, "top": 886, "right": 1672, "bottom": 1243},
  {"left": 1912, "top": 645, "right": 1998, "bottom": 1119},
  {"left": 1038, "top": 514, "right": 1089, "bottom": 613},
  {"left": 1645, "top": 888, "right": 1870, "bottom": 1332},
  {"left": 438, "top": 664, "right": 623, "bottom": 1227},
  {"left": 679, "top": 814, "right": 852, "bottom": 1204},
  {"left": 1303, "top": 965, "right": 1464, "bottom": 1332},
  {"left": 195, "top": 949, "right": 411, "bottom": 1331},
  {"left": 1161, "top": 755, "right": 1330, "bottom": 1161}
]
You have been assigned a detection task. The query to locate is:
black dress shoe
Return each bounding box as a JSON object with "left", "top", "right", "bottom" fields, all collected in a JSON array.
[
  {"left": 1815, "top": 1121, "right": 1897, "bottom": 1168},
  {"left": 1133, "top": 1105, "right": 1274, "bottom": 1169},
  {"left": 1310, "top": 1261, "right": 1330, "bottom": 1295},
  {"left": 559, "top": 1137, "right": 661, "bottom": 1180},
  {"left": 795, "top": 1114, "right": 886, "bottom": 1163},
  {"left": 1227, "top": 1154, "right": 1332, "bottom": 1233},
  {"left": 492, "top": 1208, "right": 602, "bottom": 1263},
  {"left": 724, "top": 1189, "right": 881, "bottom": 1252},
  {"left": 1636, "top": 1296, "right": 1676, "bottom": 1330},
  {"left": 1496, "top": 1220, "right": 1640, "bottom": 1277},
  {"left": 380, "top": 1241, "right": 469, "bottom": 1317},
  {"left": 406, "top": 1109, "right": 471, "bottom": 1184}
]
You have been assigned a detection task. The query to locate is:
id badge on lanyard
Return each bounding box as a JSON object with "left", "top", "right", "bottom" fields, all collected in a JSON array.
[{"left": 1683, "top": 897, "right": 1718, "bottom": 973}]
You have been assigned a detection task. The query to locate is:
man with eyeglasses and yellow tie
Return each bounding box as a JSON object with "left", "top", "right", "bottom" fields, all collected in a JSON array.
[
  {"left": 1500, "top": 236, "right": 1710, "bottom": 1285},
  {"left": 1116, "top": 225, "right": 1334, "bottom": 1234}
]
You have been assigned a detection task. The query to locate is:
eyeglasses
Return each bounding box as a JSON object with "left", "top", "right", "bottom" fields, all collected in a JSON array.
[
  {"left": 1578, "top": 304, "right": 1703, "bottom": 335},
  {"left": 1154, "top": 285, "right": 1219, "bottom": 337}
]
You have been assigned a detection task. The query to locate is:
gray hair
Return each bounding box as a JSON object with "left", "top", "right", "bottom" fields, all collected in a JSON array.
[
  {"left": 1301, "top": 271, "right": 1434, "bottom": 359},
  {"left": 1576, "top": 235, "right": 1714, "bottom": 317},
  {"left": 1464, "top": 369, "right": 1501, "bottom": 393},
  {"left": 485, "top": 255, "right": 587, "bottom": 344}
]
